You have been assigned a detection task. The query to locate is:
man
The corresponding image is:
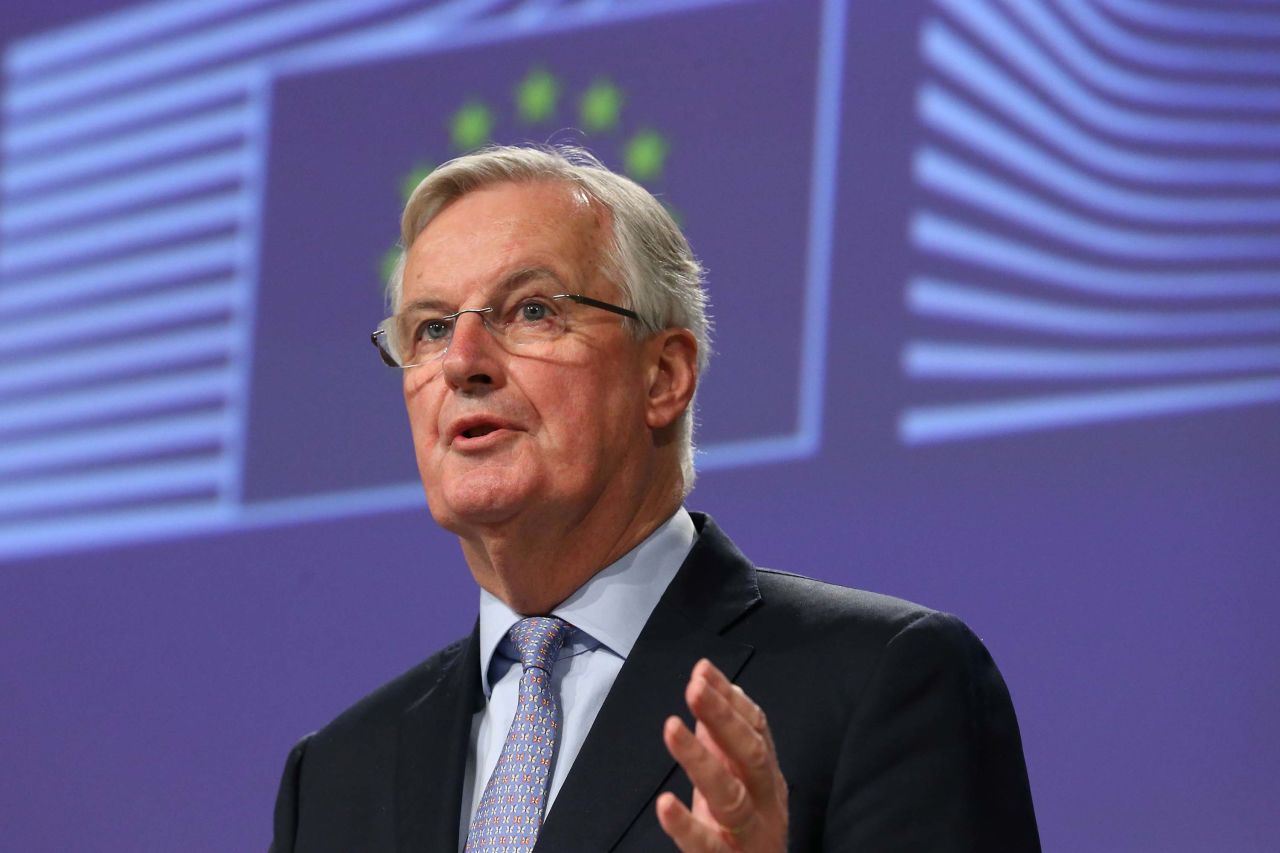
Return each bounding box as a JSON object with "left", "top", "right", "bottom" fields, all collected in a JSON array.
[{"left": 271, "top": 145, "right": 1039, "bottom": 851}]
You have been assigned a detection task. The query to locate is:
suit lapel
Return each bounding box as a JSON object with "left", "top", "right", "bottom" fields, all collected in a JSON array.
[
  {"left": 396, "top": 627, "right": 483, "bottom": 852},
  {"left": 535, "top": 515, "right": 762, "bottom": 852}
]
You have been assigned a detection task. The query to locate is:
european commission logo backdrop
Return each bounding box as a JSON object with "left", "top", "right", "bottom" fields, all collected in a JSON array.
[{"left": 3, "top": 0, "right": 1279, "bottom": 561}]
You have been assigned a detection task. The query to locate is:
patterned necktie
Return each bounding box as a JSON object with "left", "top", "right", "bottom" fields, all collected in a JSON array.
[{"left": 465, "top": 616, "right": 571, "bottom": 853}]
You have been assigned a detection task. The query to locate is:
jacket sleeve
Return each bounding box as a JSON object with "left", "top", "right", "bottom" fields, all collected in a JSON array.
[
  {"left": 822, "top": 612, "right": 1040, "bottom": 851},
  {"left": 270, "top": 733, "right": 313, "bottom": 853}
]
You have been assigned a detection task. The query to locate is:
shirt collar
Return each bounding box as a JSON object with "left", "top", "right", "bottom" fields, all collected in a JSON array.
[{"left": 477, "top": 507, "right": 696, "bottom": 696}]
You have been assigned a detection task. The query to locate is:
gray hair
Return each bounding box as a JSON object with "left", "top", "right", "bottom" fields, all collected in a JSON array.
[{"left": 388, "top": 144, "right": 711, "bottom": 491}]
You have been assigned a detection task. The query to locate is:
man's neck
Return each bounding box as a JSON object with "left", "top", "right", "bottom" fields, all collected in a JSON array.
[{"left": 458, "top": 482, "right": 683, "bottom": 615}]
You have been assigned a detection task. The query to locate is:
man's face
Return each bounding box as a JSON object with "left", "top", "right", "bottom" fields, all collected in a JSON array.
[{"left": 400, "top": 180, "right": 655, "bottom": 536}]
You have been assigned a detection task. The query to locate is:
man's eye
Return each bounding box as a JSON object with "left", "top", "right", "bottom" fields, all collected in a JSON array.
[
  {"left": 517, "top": 301, "right": 551, "bottom": 322},
  {"left": 419, "top": 319, "right": 451, "bottom": 341}
]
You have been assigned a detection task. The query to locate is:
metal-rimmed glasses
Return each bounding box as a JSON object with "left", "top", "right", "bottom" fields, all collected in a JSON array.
[{"left": 371, "top": 293, "right": 640, "bottom": 369}]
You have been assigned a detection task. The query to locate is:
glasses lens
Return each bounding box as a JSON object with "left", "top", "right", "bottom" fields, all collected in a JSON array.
[
  {"left": 375, "top": 296, "right": 585, "bottom": 369},
  {"left": 391, "top": 311, "right": 454, "bottom": 367},
  {"left": 502, "top": 297, "right": 568, "bottom": 347}
]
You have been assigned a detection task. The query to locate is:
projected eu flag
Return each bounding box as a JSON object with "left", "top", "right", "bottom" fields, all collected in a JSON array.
[{"left": 0, "top": 0, "right": 841, "bottom": 558}]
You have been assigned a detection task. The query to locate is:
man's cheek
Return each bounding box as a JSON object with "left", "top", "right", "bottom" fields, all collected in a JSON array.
[
  {"left": 556, "top": 386, "right": 599, "bottom": 426},
  {"left": 404, "top": 397, "right": 441, "bottom": 442}
]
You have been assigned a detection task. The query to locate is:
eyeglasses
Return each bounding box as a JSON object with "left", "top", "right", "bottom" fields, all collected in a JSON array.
[{"left": 371, "top": 293, "right": 640, "bottom": 369}]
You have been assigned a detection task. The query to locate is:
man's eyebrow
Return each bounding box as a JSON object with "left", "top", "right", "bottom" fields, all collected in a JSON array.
[
  {"left": 400, "top": 296, "right": 452, "bottom": 314},
  {"left": 402, "top": 267, "right": 566, "bottom": 314},
  {"left": 495, "top": 265, "right": 565, "bottom": 293}
]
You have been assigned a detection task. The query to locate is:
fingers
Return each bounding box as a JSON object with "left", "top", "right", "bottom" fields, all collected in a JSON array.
[
  {"left": 658, "top": 660, "right": 788, "bottom": 852},
  {"left": 695, "top": 659, "right": 761, "bottom": 725},
  {"left": 686, "top": 660, "right": 783, "bottom": 805},
  {"left": 656, "top": 791, "right": 730, "bottom": 853},
  {"left": 663, "top": 715, "right": 754, "bottom": 834}
]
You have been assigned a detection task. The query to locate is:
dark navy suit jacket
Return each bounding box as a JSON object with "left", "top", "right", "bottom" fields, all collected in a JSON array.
[{"left": 272, "top": 513, "right": 1040, "bottom": 851}]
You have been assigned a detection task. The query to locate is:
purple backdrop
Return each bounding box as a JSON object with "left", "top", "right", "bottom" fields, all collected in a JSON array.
[{"left": 3, "top": 2, "right": 1278, "bottom": 850}]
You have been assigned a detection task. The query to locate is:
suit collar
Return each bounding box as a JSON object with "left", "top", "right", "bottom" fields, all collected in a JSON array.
[
  {"left": 534, "top": 512, "right": 761, "bottom": 851},
  {"left": 476, "top": 507, "right": 697, "bottom": 695},
  {"left": 653, "top": 512, "right": 761, "bottom": 630},
  {"left": 395, "top": 626, "right": 483, "bottom": 852}
]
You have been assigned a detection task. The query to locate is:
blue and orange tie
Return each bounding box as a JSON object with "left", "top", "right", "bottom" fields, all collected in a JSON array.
[{"left": 465, "top": 616, "right": 570, "bottom": 853}]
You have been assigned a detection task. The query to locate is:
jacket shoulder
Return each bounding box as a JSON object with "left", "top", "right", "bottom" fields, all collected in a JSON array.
[
  {"left": 742, "top": 568, "right": 1003, "bottom": 711},
  {"left": 313, "top": 633, "right": 473, "bottom": 743},
  {"left": 271, "top": 634, "right": 477, "bottom": 851},
  {"left": 753, "top": 567, "right": 943, "bottom": 639}
]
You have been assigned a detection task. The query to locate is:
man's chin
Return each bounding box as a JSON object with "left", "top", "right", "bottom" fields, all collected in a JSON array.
[{"left": 427, "top": 478, "right": 537, "bottom": 531}]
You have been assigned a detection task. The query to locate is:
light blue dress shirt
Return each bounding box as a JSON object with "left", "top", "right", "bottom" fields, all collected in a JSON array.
[{"left": 458, "top": 507, "right": 697, "bottom": 845}]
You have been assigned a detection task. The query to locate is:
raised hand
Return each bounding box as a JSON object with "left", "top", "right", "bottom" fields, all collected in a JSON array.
[{"left": 657, "top": 659, "right": 788, "bottom": 852}]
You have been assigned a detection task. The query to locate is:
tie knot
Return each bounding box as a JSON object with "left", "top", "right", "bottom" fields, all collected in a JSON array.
[{"left": 508, "top": 616, "right": 569, "bottom": 673}]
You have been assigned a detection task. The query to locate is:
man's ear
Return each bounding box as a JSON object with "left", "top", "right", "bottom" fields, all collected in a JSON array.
[{"left": 644, "top": 328, "right": 699, "bottom": 430}]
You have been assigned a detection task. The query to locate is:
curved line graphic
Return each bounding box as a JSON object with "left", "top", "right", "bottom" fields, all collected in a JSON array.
[
  {"left": 903, "top": 340, "right": 1280, "bottom": 379},
  {"left": 899, "top": 375, "right": 1280, "bottom": 443},
  {"left": 922, "top": 23, "right": 1280, "bottom": 185},
  {"left": 907, "top": 278, "right": 1280, "bottom": 338},
  {"left": 932, "top": 7, "right": 1280, "bottom": 148},
  {"left": 919, "top": 86, "right": 1280, "bottom": 222},
  {"left": 916, "top": 147, "right": 1280, "bottom": 261},
  {"left": 1053, "top": 0, "right": 1280, "bottom": 76},
  {"left": 912, "top": 212, "right": 1280, "bottom": 299},
  {"left": 999, "top": 0, "right": 1280, "bottom": 111},
  {"left": 1094, "top": 0, "right": 1280, "bottom": 38}
]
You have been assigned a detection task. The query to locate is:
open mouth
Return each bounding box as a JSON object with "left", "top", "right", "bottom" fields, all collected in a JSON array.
[{"left": 452, "top": 418, "right": 514, "bottom": 444}]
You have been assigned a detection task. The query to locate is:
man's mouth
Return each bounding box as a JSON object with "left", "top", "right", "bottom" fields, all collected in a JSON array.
[{"left": 450, "top": 416, "right": 517, "bottom": 446}]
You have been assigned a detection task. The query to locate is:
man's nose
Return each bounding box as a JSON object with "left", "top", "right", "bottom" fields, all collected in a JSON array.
[{"left": 441, "top": 310, "right": 503, "bottom": 390}]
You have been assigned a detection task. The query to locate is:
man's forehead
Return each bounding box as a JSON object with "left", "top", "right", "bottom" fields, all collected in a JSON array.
[
  {"left": 433, "top": 179, "right": 598, "bottom": 232},
  {"left": 402, "top": 181, "right": 612, "bottom": 306},
  {"left": 401, "top": 265, "right": 566, "bottom": 312}
]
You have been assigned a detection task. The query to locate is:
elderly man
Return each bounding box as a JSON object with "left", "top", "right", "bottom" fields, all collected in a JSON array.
[{"left": 271, "top": 146, "right": 1039, "bottom": 852}]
